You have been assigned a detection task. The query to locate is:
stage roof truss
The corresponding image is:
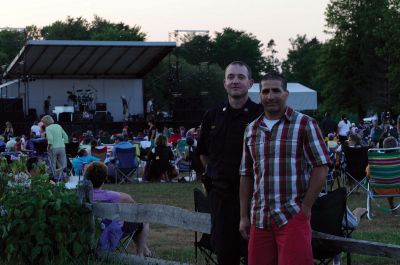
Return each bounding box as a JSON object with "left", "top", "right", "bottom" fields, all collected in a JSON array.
[{"left": 4, "top": 40, "right": 176, "bottom": 79}]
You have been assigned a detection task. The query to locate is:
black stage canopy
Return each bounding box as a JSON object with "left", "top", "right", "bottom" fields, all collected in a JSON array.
[{"left": 4, "top": 40, "right": 175, "bottom": 79}]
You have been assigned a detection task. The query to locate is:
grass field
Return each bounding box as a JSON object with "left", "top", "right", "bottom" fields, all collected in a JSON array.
[{"left": 107, "top": 181, "right": 400, "bottom": 265}]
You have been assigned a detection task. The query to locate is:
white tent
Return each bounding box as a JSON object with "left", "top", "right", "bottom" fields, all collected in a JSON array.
[{"left": 248, "top": 82, "right": 317, "bottom": 110}]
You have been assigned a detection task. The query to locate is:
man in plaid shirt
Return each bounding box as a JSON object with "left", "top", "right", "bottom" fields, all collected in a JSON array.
[{"left": 239, "top": 72, "right": 330, "bottom": 265}]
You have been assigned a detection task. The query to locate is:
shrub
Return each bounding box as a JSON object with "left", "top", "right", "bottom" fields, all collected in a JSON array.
[{"left": 0, "top": 167, "right": 94, "bottom": 264}]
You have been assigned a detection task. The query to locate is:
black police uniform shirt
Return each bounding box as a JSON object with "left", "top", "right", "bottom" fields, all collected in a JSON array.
[{"left": 198, "top": 98, "right": 262, "bottom": 195}]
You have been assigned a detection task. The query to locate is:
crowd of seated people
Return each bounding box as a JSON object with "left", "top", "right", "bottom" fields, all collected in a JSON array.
[
  {"left": 322, "top": 115, "right": 400, "bottom": 199},
  {"left": 1, "top": 118, "right": 205, "bottom": 182}
]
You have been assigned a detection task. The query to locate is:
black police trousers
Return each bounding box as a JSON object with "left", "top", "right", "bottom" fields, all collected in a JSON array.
[{"left": 210, "top": 189, "right": 247, "bottom": 265}]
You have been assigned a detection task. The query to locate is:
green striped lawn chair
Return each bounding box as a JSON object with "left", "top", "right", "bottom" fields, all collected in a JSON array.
[{"left": 367, "top": 147, "right": 400, "bottom": 219}]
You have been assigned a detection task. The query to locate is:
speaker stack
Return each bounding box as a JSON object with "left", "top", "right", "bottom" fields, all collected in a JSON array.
[
  {"left": 0, "top": 98, "right": 24, "bottom": 122},
  {"left": 94, "top": 103, "right": 108, "bottom": 122}
]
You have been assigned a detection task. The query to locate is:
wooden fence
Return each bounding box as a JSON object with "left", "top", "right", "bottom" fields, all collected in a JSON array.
[{"left": 87, "top": 202, "right": 400, "bottom": 265}]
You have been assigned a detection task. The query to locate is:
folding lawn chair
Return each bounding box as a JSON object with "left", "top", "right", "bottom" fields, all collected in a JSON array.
[
  {"left": 341, "top": 145, "right": 369, "bottom": 195},
  {"left": 193, "top": 188, "right": 245, "bottom": 264},
  {"left": 311, "top": 187, "right": 353, "bottom": 265},
  {"left": 176, "top": 139, "right": 187, "bottom": 159},
  {"left": 366, "top": 147, "right": 400, "bottom": 220},
  {"left": 193, "top": 188, "right": 217, "bottom": 265},
  {"left": 177, "top": 158, "right": 193, "bottom": 182},
  {"left": 323, "top": 146, "right": 338, "bottom": 192},
  {"left": 98, "top": 219, "right": 140, "bottom": 255},
  {"left": 114, "top": 147, "right": 139, "bottom": 184}
]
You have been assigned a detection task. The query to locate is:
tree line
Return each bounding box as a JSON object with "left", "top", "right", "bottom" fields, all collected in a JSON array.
[{"left": 1, "top": 0, "right": 400, "bottom": 119}]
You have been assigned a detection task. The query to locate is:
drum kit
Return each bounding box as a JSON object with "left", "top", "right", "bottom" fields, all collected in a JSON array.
[{"left": 67, "top": 86, "right": 97, "bottom": 118}]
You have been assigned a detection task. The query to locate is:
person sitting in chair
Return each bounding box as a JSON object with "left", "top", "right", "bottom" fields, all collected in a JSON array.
[
  {"left": 111, "top": 134, "right": 133, "bottom": 159},
  {"left": 366, "top": 136, "right": 400, "bottom": 212},
  {"left": 85, "top": 161, "right": 151, "bottom": 256},
  {"left": 336, "top": 132, "right": 362, "bottom": 153},
  {"left": 327, "top": 133, "right": 339, "bottom": 151},
  {"left": 147, "top": 135, "right": 177, "bottom": 182},
  {"left": 71, "top": 149, "right": 100, "bottom": 176}
]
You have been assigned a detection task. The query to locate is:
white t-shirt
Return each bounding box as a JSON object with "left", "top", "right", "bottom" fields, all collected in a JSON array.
[
  {"left": 338, "top": 120, "right": 352, "bottom": 136},
  {"left": 31, "top": 125, "right": 41, "bottom": 137},
  {"left": 263, "top": 116, "right": 279, "bottom": 130}
]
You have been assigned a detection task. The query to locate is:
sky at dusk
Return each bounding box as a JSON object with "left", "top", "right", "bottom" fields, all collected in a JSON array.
[{"left": 1, "top": 0, "right": 331, "bottom": 59}]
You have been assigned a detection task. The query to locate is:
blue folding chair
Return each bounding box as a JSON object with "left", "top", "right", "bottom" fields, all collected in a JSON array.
[{"left": 115, "top": 147, "right": 139, "bottom": 184}]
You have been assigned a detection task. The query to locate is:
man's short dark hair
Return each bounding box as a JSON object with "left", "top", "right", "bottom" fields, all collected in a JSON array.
[
  {"left": 225, "top": 61, "right": 252, "bottom": 79},
  {"left": 260, "top": 71, "right": 287, "bottom": 91}
]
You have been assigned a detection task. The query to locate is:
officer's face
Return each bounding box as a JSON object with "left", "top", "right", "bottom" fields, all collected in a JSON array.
[
  {"left": 260, "top": 79, "right": 288, "bottom": 119},
  {"left": 223, "top": 64, "right": 253, "bottom": 99}
]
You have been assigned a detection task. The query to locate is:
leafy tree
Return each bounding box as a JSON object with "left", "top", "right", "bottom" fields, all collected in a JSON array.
[
  {"left": 174, "top": 34, "right": 212, "bottom": 65},
  {"left": 281, "top": 35, "right": 323, "bottom": 89},
  {"left": 318, "top": 0, "right": 390, "bottom": 118},
  {"left": 40, "top": 15, "right": 147, "bottom": 41},
  {"left": 143, "top": 57, "right": 171, "bottom": 111},
  {"left": 144, "top": 56, "right": 226, "bottom": 112},
  {"left": 178, "top": 59, "right": 225, "bottom": 109},
  {"left": 265, "top": 39, "right": 280, "bottom": 72},
  {"left": 25, "top": 25, "right": 42, "bottom": 40},
  {"left": 212, "top": 27, "right": 270, "bottom": 80},
  {"left": 41, "top": 16, "right": 91, "bottom": 40},
  {"left": 0, "top": 29, "right": 25, "bottom": 66},
  {"left": 376, "top": 1, "right": 400, "bottom": 113},
  {"left": 89, "top": 15, "right": 146, "bottom": 41}
]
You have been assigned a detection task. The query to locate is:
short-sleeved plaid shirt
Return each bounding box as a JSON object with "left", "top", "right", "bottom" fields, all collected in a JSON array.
[{"left": 240, "top": 106, "right": 330, "bottom": 228}]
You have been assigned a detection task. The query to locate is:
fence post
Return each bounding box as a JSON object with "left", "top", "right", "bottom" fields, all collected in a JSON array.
[{"left": 77, "top": 179, "right": 95, "bottom": 250}]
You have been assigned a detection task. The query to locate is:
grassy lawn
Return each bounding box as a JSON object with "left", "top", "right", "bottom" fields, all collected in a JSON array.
[{"left": 107, "top": 182, "right": 400, "bottom": 265}]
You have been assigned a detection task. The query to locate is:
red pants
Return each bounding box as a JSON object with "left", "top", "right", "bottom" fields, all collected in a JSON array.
[{"left": 248, "top": 211, "right": 313, "bottom": 265}]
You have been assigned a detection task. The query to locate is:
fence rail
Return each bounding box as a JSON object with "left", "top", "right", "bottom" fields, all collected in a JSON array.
[{"left": 89, "top": 202, "right": 400, "bottom": 264}]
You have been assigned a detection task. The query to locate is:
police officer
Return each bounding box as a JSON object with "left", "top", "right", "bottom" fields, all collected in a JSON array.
[{"left": 198, "top": 61, "right": 262, "bottom": 265}]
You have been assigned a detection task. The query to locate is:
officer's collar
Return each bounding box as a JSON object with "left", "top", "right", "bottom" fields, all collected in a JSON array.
[{"left": 221, "top": 98, "right": 253, "bottom": 113}]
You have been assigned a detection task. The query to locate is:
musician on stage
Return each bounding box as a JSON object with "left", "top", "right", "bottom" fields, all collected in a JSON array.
[
  {"left": 146, "top": 97, "right": 155, "bottom": 121},
  {"left": 121, "top": 96, "right": 129, "bottom": 121},
  {"left": 43, "top": 96, "right": 51, "bottom": 115}
]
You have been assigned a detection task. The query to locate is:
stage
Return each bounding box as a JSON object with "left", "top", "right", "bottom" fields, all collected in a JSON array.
[{"left": 1, "top": 40, "right": 176, "bottom": 122}]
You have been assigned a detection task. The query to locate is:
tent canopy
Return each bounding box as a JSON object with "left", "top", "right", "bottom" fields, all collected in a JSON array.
[
  {"left": 249, "top": 82, "right": 317, "bottom": 110},
  {"left": 4, "top": 40, "right": 175, "bottom": 79}
]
